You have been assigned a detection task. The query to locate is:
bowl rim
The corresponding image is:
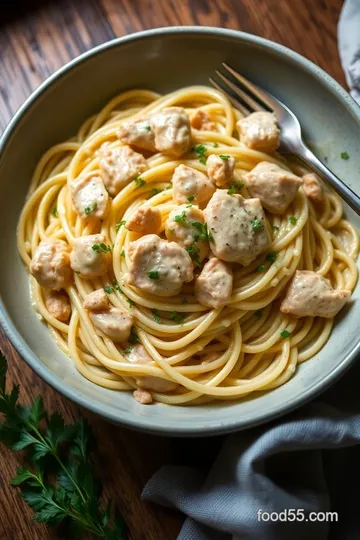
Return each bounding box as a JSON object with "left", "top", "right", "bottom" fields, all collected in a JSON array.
[{"left": 1, "top": 26, "right": 360, "bottom": 436}]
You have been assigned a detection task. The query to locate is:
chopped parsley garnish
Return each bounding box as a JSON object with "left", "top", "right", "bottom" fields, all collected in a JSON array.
[
  {"left": 126, "top": 298, "right": 135, "bottom": 308},
  {"left": 193, "top": 144, "right": 208, "bottom": 164},
  {"left": 280, "top": 330, "right": 291, "bottom": 339},
  {"left": 192, "top": 222, "right": 213, "bottom": 242},
  {"left": 115, "top": 220, "right": 126, "bottom": 232},
  {"left": 112, "top": 279, "right": 123, "bottom": 294},
  {"left": 187, "top": 195, "right": 195, "bottom": 203},
  {"left": 219, "top": 154, "right": 230, "bottom": 160},
  {"left": 129, "top": 326, "right": 139, "bottom": 344},
  {"left": 123, "top": 345, "right": 133, "bottom": 354},
  {"left": 266, "top": 251, "right": 277, "bottom": 263},
  {"left": 92, "top": 243, "right": 111, "bottom": 254},
  {"left": 251, "top": 218, "right": 263, "bottom": 231},
  {"left": 152, "top": 309, "right": 161, "bottom": 323},
  {"left": 165, "top": 184, "right": 172, "bottom": 190},
  {"left": 171, "top": 311, "right": 185, "bottom": 324},
  {"left": 52, "top": 207, "right": 58, "bottom": 218},
  {"left": 256, "top": 263, "right": 266, "bottom": 272},
  {"left": 147, "top": 269, "right": 160, "bottom": 280},
  {"left": 104, "top": 284, "right": 113, "bottom": 294},
  {"left": 254, "top": 310, "right": 263, "bottom": 319},
  {"left": 144, "top": 125, "right": 151, "bottom": 132},
  {"left": 174, "top": 210, "right": 187, "bottom": 223},
  {"left": 213, "top": 142, "right": 219, "bottom": 147},
  {"left": 186, "top": 244, "right": 201, "bottom": 266},
  {"left": 84, "top": 202, "right": 97, "bottom": 215},
  {"left": 341, "top": 151, "right": 349, "bottom": 160},
  {"left": 194, "top": 233, "right": 200, "bottom": 242},
  {"left": 289, "top": 216, "right": 297, "bottom": 225},
  {"left": 227, "top": 181, "right": 244, "bottom": 195},
  {"left": 134, "top": 177, "right": 146, "bottom": 188},
  {"left": 120, "top": 249, "right": 125, "bottom": 257},
  {"left": 151, "top": 188, "right": 162, "bottom": 197},
  {"left": 273, "top": 225, "right": 280, "bottom": 232}
]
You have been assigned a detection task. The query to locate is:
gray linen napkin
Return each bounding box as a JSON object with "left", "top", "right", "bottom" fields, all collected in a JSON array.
[{"left": 143, "top": 2, "right": 360, "bottom": 538}]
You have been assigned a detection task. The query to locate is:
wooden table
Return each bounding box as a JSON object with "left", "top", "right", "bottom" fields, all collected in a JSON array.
[{"left": 0, "top": 1, "right": 346, "bottom": 538}]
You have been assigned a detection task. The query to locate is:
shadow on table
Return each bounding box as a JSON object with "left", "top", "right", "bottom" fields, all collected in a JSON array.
[{"left": 2, "top": 0, "right": 57, "bottom": 25}]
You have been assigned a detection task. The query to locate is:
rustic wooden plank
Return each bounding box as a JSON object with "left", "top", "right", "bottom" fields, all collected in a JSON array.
[
  {"left": 101, "top": 0, "right": 345, "bottom": 85},
  {"left": 0, "top": 0, "right": 346, "bottom": 538}
]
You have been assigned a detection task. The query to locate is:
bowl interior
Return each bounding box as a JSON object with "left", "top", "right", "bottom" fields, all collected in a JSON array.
[{"left": 1, "top": 28, "right": 360, "bottom": 435}]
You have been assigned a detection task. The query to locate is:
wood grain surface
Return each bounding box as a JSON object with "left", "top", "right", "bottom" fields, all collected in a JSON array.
[{"left": 0, "top": 1, "right": 345, "bottom": 538}]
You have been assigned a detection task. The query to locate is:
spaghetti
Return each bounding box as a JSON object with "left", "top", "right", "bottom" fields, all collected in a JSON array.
[{"left": 17, "top": 86, "right": 359, "bottom": 405}]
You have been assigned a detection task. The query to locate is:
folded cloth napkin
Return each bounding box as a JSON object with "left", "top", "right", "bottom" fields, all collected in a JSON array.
[{"left": 142, "top": 3, "right": 360, "bottom": 539}]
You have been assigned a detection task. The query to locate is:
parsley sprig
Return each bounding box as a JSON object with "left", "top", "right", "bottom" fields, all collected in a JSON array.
[
  {"left": 192, "top": 144, "right": 208, "bottom": 164},
  {"left": 0, "top": 353, "right": 125, "bottom": 539}
]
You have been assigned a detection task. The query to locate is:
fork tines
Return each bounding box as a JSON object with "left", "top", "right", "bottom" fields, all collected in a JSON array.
[{"left": 210, "top": 63, "right": 274, "bottom": 116}]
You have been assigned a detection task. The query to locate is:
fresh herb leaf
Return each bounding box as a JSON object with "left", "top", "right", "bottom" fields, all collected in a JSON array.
[
  {"left": 219, "top": 154, "right": 230, "bottom": 160},
  {"left": 52, "top": 207, "right": 58, "bottom": 218},
  {"left": 112, "top": 280, "right": 123, "bottom": 294},
  {"left": 192, "top": 222, "right": 213, "bottom": 241},
  {"left": 115, "top": 220, "right": 126, "bottom": 232},
  {"left": 254, "top": 310, "right": 263, "bottom": 319},
  {"left": 129, "top": 327, "right": 139, "bottom": 344},
  {"left": 251, "top": 218, "right": 263, "bottom": 231},
  {"left": 150, "top": 188, "right": 162, "bottom": 197},
  {"left": 341, "top": 151, "right": 349, "bottom": 160},
  {"left": 193, "top": 144, "right": 208, "bottom": 164},
  {"left": 147, "top": 270, "right": 160, "bottom": 280},
  {"left": 256, "top": 263, "right": 266, "bottom": 272},
  {"left": 174, "top": 211, "right": 186, "bottom": 223},
  {"left": 170, "top": 311, "right": 185, "bottom": 324},
  {"left": 92, "top": 243, "right": 111, "bottom": 254},
  {"left": 134, "top": 177, "right": 146, "bottom": 188},
  {"left": 120, "top": 249, "right": 125, "bottom": 258},
  {"left": 123, "top": 346, "right": 133, "bottom": 354},
  {"left": 0, "top": 353, "right": 126, "bottom": 539},
  {"left": 144, "top": 125, "right": 151, "bottom": 132},
  {"left": 273, "top": 225, "right": 280, "bottom": 232},
  {"left": 213, "top": 142, "right": 219, "bottom": 148},
  {"left": 84, "top": 203, "right": 97, "bottom": 215},
  {"left": 126, "top": 298, "right": 135, "bottom": 308},
  {"left": 187, "top": 195, "right": 195, "bottom": 203},
  {"left": 186, "top": 244, "right": 201, "bottom": 266},
  {"left": 280, "top": 330, "right": 291, "bottom": 339},
  {"left": 152, "top": 309, "right": 161, "bottom": 324},
  {"left": 266, "top": 251, "right": 277, "bottom": 263},
  {"left": 289, "top": 216, "right": 297, "bottom": 225},
  {"left": 227, "top": 181, "right": 244, "bottom": 195},
  {"left": 104, "top": 285, "right": 113, "bottom": 294}
]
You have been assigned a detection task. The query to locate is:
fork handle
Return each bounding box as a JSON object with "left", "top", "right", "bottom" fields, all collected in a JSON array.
[{"left": 296, "top": 144, "right": 360, "bottom": 216}]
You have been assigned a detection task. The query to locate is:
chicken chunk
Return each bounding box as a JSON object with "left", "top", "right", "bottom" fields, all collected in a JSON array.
[
  {"left": 172, "top": 164, "right": 215, "bottom": 207},
  {"left": 204, "top": 190, "right": 270, "bottom": 265},
  {"left": 133, "top": 389, "right": 153, "bottom": 404},
  {"left": 30, "top": 239, "right": 72, "bottom": 290},
  {"left": 280, "top": 270, "right": 350, "bottom": 318},
  {"left": 244, "top": 162, "right": 303, "bottom": 214},
  {"left": 165, "top": 204, "right": 209, "bottom": 263},
  {"left": 98, "top": 144, "right": 148, "bottom": 196},
  {"left": 83, "top": 289, "right": 109, "bottom": 311},
  {"left": 70, "top": 234, "right": 110, "bottom": 278},
  {"left": 195, "top": 258, "right": 233, "bottom": 308},
  {"left": 127, "top": 344, "right": 177, "bottom": 392},
  {"left": 126, "top": 206, "right": 162, "bottom": 235},
  {"left": 44, "top": 290, "right": 71, "bottom": 322},
  {"left": 302, "top": 173, "right": 323, "bottom": 202},
  {"left": 190, "top": 109, "right": 216, "bottom": 131},
  {"left": 90, "top": 308, "right": 133, "bottom": 342},
  {"left": 237, "top": 111, "right": 280, "bottom": 152},
  {"left": 150, "top": 107, "right": 191, "bottom": 157},
  {"left": 126, "top": 234, "right": 193, "bottom": 296},
  {"left": 70, "top": 173, "right": 109, "bottom": 220},
  {"left": 117, "top": 118, "right": 156, "bottom": 152},
  {"left": 206, "top": 154, "right": 235, "bottom": 187}
]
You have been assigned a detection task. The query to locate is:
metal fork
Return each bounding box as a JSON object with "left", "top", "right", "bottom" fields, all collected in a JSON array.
[{"left": 210, "top": 63, "right": 360, "bottom": 216}]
